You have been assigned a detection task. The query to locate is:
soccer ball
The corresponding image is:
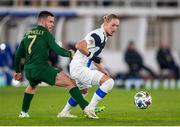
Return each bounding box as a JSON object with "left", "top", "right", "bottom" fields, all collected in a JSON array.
[{"left": 134, "top": 91, "right": 152, "bottom": 109}]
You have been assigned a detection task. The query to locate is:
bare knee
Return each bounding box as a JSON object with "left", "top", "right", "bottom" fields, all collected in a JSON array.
[
  {"left": 55, "top": 71, "right": 76, "bottom": 89},
  {"left": 25, "top": 85, "right": 37, "bottom": 94},
  {"left": 56, "top": 78, "right": 76, "bottom": 89},
  {"left": 62, "top": 79, "right": 76, "bottom": 89},
  {"left": 100, "top": 75, "right": 111, "bottom": 85}
]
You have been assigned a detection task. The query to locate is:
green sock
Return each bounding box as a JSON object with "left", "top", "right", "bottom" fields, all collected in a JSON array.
[
  {"left": 69, "top": 87, "right": 89, "bottom": 110},
  {"left": 21, "top": 92, "right": 34, "bottom": 113}
]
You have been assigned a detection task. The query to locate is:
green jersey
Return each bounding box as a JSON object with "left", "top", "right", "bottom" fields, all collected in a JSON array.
[{"left": 14, "top": 25, "right": 71, "bottom": 73}]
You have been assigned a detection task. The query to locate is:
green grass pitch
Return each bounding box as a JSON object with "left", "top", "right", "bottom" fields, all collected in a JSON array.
[{"left": 0, "top": 86, "right": 180, "bottom": 126}]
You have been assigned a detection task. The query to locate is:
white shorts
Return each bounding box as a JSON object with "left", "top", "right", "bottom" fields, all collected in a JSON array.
[{"left": 70, "top": 66, "right": 104, "bottom": 90}]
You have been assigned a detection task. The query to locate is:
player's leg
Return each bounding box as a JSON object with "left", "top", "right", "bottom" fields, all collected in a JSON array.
[
  {"left": 39, "top": 66, "right": 89, "bottom": 110},
  {"left": 59, "top": 85, "right": 105, "bottom": 118},
  {"left": 55, "top": 72, "right": 98, "bottom": 119},
  {"left": 19, "top": 69, "right": 39, "bottom": 118},
  {"left": 40, "top": 66, "right": 97, "bottom": 119},
  {"left": 55, "top": 72, "right": 89, "bottom": 110},
  {"left": 57, "top": 88, "right": 88, "bottom": 118},
  {"left": 87, "top": 73, "right": 114, "bottom": 111},
  {"left": 58, "top": 65, "right": 90, "bottom": 117},
  {"left": 19, "top": 84, "right": 38, "bottom": 118}
]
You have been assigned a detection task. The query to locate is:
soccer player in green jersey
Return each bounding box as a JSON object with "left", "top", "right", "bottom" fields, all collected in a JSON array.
[{"left": 13, "top": 11, "right": 97, "bottom": 119}]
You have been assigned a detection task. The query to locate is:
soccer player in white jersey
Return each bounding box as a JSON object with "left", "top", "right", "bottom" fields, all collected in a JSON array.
[{"left": 58, "top": 14, "right": 120, "bottom": 119}]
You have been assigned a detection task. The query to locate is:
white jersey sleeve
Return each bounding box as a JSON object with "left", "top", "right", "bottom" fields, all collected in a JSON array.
[
  {"left": 84, "top": 28, "right": 106, "bottom": 51},
  {"left": 84, "top": 32, "right": 96, "bottom": 49}
]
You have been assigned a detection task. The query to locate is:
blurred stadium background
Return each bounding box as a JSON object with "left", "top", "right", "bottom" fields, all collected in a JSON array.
[{"left": 0, "top": 0, "right": 180, "bottom": 90}]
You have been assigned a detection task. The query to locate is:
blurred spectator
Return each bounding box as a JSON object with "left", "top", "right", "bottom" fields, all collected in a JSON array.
[
  {"left": 124, "top": 41, "right": 157, "bottom": 78},
  {"left": 47, "top": 0, "right": 59, "bottom": 6},
  {"left": 102, "top": 0, "right": 112, "bottom": 6},
  {"left": 4, "top": 43, "right": 14, "bottom": 69},
  {"left": 0, "top": 43, "right": 14, "bottom": 85},
  {"left": 0, "top": 49, "right": 6, "bottom": 67},
  {"left": 0, "top": 0, "right": 13, "bottom": 6},
  {"left": 65, "top": 43, "right": 76, "bottom": 72},
  {"left": 16, "top": 0, "right": 41, "bottom": 6},
  {"left": 157, "top": 0, "right": 178, "bottom": 7},
  {"left": 59, "top": 0, "right": 70, "bottom": 7},
  {"left": 0, "top": 68, "right": 6, "bottom": 86},
  {"left": 67, "top": 43, "right": 76, "bottom": 52},
  {"left": 156, "top": 42, "right": 180, "bottom": 80}
]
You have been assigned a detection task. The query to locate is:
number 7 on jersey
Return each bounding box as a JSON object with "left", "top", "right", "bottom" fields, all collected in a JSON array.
[{"left": 28, "top": 35, "right": 37, "bottom": 54}]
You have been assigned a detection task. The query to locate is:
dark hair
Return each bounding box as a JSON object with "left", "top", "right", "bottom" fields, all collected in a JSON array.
[
  {"left": 38, "top": 11, "right": 54, "bottom": 19},
  {"left": 103, "top": 14, "right": 119, "bottom": 22}
]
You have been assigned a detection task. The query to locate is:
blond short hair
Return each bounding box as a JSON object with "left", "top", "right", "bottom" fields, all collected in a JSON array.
[{"left": 103, "top": 14, "right": 119, "bottom": 23}]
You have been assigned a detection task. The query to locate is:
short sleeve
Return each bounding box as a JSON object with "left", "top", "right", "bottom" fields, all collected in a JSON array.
[{"left": 84, "top": 34, "right": 95, "bottom": 48}]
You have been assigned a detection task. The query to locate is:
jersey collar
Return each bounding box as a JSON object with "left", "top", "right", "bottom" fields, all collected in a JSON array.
[{"left": 37, "top": 24, "right": 48, "bottom": 31}]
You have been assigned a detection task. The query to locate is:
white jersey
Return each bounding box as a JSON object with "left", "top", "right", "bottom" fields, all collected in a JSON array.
[
  {"left": 69, "top": 26, "right": 108, "bottom": 89},
  {"left": 70, "top": 26, "right": 108, "bottom": 68}
]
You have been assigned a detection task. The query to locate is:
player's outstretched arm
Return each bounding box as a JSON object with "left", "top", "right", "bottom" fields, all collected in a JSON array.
[
  {"left": 47, "top": 33, "right": 72, "bottom": 58},
  {"left": 52, "top": 44, "right": 72, "bottom": 58}
]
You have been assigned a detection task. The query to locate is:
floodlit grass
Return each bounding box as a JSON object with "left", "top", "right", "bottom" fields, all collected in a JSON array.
[{"left": 0, "top": 86, "right": 180, "bottom": 126}]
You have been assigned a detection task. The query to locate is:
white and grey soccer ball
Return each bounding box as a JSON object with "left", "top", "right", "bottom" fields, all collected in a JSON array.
[{"left": 134, "top": 91, "right": 152, "bottom": 109}]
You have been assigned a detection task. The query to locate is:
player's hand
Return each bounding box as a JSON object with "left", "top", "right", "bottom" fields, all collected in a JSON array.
[
  {"left": 13, "top": 72, "right": 22, "bottom": 81},
  {"left": 69, "top": 49, "right": 75, "bottom": 58}
]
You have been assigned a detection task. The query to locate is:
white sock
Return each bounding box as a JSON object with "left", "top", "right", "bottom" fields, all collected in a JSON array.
[
  {"left": 61, "top": 102, "right": 72, "bottom": 112},
  {"left": 88, "top": 79, "right": 114, "bottom": 110}
]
